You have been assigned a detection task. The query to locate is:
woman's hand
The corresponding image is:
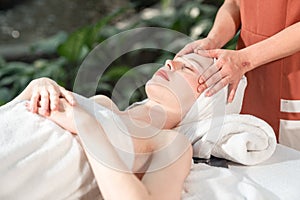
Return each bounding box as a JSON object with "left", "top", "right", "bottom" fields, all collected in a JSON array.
[
  {"left": 34, "top": 98, "right": 79, "bottom": 134},
  {"left": 175, "top": 37, "right": 219, "bottom": 58},
  {"left": 196, "top": 49, "right": 251, "bottom": 102},
  {"left": 20, "top": 77, "right": 75, "bottom": 116}
]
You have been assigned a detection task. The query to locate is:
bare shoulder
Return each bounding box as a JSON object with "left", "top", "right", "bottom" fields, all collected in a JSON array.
[{"left": 89, "top": 95, "right": 119, "bottom": 112}]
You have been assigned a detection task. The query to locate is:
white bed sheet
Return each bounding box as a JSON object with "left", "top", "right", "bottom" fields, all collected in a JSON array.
[
  {"left": 182, "top": 144, "right": 300, "bottom": 200},
  {"left": 229, "top": 144, "right": 300, "bottom": 199}
]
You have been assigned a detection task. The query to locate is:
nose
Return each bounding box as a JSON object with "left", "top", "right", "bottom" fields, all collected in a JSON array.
[{"left": 165, "top": 60, "right": 181, "bottom": 71}]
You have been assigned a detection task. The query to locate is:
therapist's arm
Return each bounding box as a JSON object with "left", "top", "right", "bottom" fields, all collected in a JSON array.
[
  {"left": 198, "top": 22, "right": 300, "bottom": 102},
  {"left": 240, "top": 22, "right": 300, "bottom": 71},
  {"left": 205, "top": 0, "right": 241, "bottom": 48},
  {"left": 176, "top": 0, "right": 241, "bottom": 56}
]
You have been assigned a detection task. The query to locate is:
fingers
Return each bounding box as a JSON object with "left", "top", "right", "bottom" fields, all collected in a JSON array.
[
  {"left": 39, "top": 89, "right": 50, "bottom": 116},
  {"left": 197, "top": 69, "right": 221, "bottom": 94},
  {"left": 49, "top": 87, "right": 60, "bottom": 111},
  {"left": 204, "top": 71, "right": 223, "bottom": 89},
  {"left": 198, "top": 62, "right": 221, "bottom": 84},
  {"left": 26, "top": 79, "right": 76, "bottom": 115},
  {"left": 29, "top": 90, "right": 40, "bottom": 113},
  {"left": 59, "top": 87, "right": 76, "bottom": 106},
  {"left": 205, "top": 76, "right": 230, "bottom": 97},
  {"left": 176, "top": 40, "right": 210, "bottom": 58},
  {"left": 193, "top": 49, "right": 211, "bottom": 58},
  {"left": 195, "top": 49, "right": 246, "bottom": 100},
  {"left": 227, "top": 83, "right": 238, "bottom": 103},
  {"left": 175, "top": 44, "right": 194, "bottom": 58}
]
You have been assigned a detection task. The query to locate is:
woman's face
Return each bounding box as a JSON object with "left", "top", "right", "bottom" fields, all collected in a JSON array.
[{"left": 145, "top": 54, "right": 213, "bottom": 115}]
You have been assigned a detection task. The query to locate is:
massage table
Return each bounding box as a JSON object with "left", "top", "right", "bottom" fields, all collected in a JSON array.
[{"left": 183, "top": 144, "right": 300, "bottom": 200}]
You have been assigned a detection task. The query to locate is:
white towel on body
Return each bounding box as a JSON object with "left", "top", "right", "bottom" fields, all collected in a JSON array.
[{"left": 0, "top": 100, "right": 102, "bottom": 200}]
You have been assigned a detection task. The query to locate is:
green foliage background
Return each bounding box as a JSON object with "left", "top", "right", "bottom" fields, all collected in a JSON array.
[{"left": 0, "top": 0, "right": 236, "bottom": 108}]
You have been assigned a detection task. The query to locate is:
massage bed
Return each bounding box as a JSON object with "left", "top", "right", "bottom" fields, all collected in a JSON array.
[{"left": 183, "top": 144, "right": 300, "bottom": 200}]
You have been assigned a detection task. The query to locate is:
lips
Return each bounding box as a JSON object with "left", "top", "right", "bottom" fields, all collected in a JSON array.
[{"left": 155, "top": 70, "right": 169, "bottom": 81}]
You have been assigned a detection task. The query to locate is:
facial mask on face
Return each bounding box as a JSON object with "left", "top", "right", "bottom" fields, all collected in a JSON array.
[{"left": 175, "top": 53, "right": 214, "bottom": 75}]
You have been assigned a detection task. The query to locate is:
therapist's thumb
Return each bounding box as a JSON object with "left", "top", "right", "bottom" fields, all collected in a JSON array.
[{"left": 195, "top": 49, "right": 220, "bottom": 58}]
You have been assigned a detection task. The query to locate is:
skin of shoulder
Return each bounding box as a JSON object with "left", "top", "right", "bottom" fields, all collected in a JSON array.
[{"left": 90, "top": 95, "right": 120, "bottom": 112}]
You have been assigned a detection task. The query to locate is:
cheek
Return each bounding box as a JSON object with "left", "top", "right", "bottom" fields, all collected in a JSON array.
[
  {"left": 179, "top": 74, "right": 199, "bottom": 98},
  {"left": 145, "top": 74, "right": 199, "bottom": 112},
  {"left": 145, "top": 81, "right": 169, "bottom": 101}
]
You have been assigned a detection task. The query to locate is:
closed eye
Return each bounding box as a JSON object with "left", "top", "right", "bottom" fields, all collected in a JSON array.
[{"left": 183, "top": 65, "right": 194, "bottom": 72}]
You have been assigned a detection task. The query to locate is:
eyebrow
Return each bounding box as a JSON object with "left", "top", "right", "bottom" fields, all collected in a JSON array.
[{"left": 175, "top": 57, "right": 200, "bottom": 73}]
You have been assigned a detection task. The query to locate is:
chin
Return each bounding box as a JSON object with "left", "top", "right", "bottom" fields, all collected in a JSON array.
[
  {"left": 146, "top": 83, "right": 181, "bottom": 111},
  {"left": 146, "top": 82, "right": 168, "bottom": 102}
]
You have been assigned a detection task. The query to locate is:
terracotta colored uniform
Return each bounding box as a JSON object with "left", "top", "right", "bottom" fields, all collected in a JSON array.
[{"left": 237, "top": 0, "right": 300, "bottom": 150}]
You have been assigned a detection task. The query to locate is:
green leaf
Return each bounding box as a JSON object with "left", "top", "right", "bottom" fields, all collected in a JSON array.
[
  {"left": 57, "top": 27, "right": 91, "bottom": 63},
  {"left": 57, "top": 7, "right": 128, "bottom": 63},
  {"left": 30, "top": 31, "right": 68, "bottom": 54},
  {"left": 0, "top": 88, "right": 13, "bottom": 105}
]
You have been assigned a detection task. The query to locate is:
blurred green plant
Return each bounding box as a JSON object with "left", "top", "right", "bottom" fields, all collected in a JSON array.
[
  {"left": 0, "top": 57, "right": 67, "bottom": 105},
  {"left": 57, "top": 7, "right": 129, "bottom": 64},
  {"left": 0, "top": 0, "right": 237, "bottom": 108}
]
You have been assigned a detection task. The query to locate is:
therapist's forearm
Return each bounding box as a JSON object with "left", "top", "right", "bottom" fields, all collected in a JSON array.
[
  {"left": 241, "top": 22, "right": 300, "bottom": 72},
  {"left": 207, "top": 0, "right": 241, "bottom": 48}
]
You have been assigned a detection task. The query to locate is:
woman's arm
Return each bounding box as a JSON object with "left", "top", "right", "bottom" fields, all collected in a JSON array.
[
  {"left": 49, "top": 101, "right": 192, "bottom": 200},
  {"left": 76, "top": 109, "right": 192, "bottom": 200}
]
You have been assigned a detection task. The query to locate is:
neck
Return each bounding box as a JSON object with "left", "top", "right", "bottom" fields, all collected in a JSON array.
[{"left": 124, "top": 100, "right": 182, "bottom": 130}]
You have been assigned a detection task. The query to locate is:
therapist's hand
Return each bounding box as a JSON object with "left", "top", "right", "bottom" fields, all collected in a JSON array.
[
  {"left": 175, "top": 37, "right": 218, "bottom": 58},
  {"left": 26, "top": 77, "right": 75, "bottom": 116},
  {"left": 196, "top": 49, "right": 250, "bottom": 103}
]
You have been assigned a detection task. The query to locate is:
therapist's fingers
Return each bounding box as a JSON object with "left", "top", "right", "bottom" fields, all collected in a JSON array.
[
  {"left": 197, "top": 70, "right": 222, "bottom": 94},
  {"left": 176, "top": 43, "right": 196, "bottom": 58},
  {"left": 198, "top": 60, "right": 223, "bottom": 84},
  {"left": 205, "top": 76, "right": 230, "bottom": 97},
  {"left": 203, "top": 71, "right": 223, "bottom": 89},
  {"left": 176, "top": 38, "right": 217, "bottom": 58}
]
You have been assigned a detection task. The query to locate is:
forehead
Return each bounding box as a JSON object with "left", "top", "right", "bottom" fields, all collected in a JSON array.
[{"left": 174, "top": 54, "right": 213, "bottom": 73}]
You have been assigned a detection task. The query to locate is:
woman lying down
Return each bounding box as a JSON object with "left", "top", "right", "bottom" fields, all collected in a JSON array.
[{"left": 0, "top": 53, "right": 276, "bottom": 200}]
